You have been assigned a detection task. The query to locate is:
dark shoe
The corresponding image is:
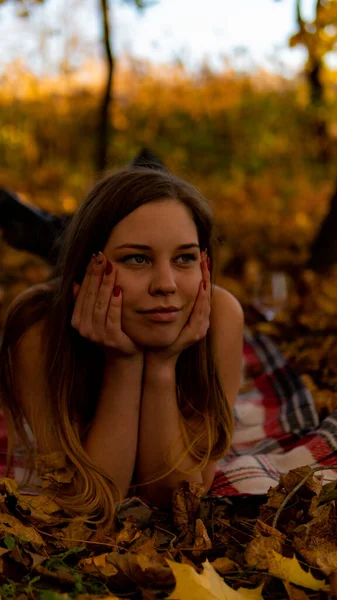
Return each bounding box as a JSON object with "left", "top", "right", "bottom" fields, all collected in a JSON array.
[
  {"left": 0, "top": 187, "right": 70, "bottom": 264},
  {"left": 129, "top": 148, "right": 167, "bottom": 172}
]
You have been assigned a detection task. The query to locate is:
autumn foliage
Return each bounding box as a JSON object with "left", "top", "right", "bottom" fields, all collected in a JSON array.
[
  {"left": 3, "top": 56, "right": 337, "bottom": 597},
  {"left": 2, "top": 58, "right": 337, "bottom": 321}
]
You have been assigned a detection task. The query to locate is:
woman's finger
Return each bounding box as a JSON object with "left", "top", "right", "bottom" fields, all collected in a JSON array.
[
  {"left": 93, "top": 259, "right": 117, "bottom": 340},
  {"left": 106, "top": 280, "right": 123, "bottom": 340},
  {"left": 71, "top": 255, "right": 95, "bottom": 329},
  {"left": 73, "top": 283, "right": 80, "bottom": 300},
  {"left": 80, "top": 252, "right": 106, "bottom": 336}
]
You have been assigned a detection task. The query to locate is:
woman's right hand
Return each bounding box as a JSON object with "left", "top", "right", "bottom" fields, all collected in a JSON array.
[{"left": 71, "top": 252, "right": 143, "bottom": 359}]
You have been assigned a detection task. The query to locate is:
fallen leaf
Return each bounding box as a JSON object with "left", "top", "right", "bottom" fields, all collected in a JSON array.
[
  {"left": 17, "top": 493, "right": 63, "bottom": 525},
  {"left": 192, "top": 518, "right": 212, "bottom": 557},
  {"left": 245, "top": 534, "right": 284, "bottom": 571},
  {"left": 210, "top": 557, "right": 239, "bottom": 575},
  {"left": 0, "top": 477, "right": 19, "bottom": 496},
  {"left": 0, "top": 513, "right": 45, "bottom": 551},
  {"left": 280, "top": 466, "right": 322, "bottom": 498},
  {"left": 79, "top": 552, "right": 118, "bottom": 579},
  {"left": 166, "top": 559, "right": 264, "bottom": 599},
  {"left": 267, "top": 550, "right": 328, "bottom": 591},
  {"left": 115, "top": 517, "right": 142, "bottom": 546},
  {"left": 293, "top": 506, "right": 337, "bottom": 575},
  {"left": 172, "top": 481, "right": 205, "bottom": 531},
  {"left": 35, "top": 564, "right": 76, "bottom": 584},
  {"left": 58, "top": 519, "right": 94, "bottom": 548},
  {"left": 107, "top": 550, "right": 174, "bottom": 587},
  {"left": 35, "top": 451, "right": 75, "bottom": 485}
]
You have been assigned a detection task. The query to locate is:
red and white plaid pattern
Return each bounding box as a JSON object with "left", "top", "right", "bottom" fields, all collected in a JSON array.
[
  {"left": 209, "top": 329, "right": 337, "bottom": 497},
  {"left": 1, "top": 328, "right": 337, "bottom": 497}
]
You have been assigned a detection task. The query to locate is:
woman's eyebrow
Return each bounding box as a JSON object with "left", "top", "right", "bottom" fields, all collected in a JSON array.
[{"left": 114, "top": 243, "right": 200, "bottom": 250}]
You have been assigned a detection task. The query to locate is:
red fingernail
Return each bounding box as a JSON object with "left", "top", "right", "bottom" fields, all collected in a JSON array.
[
  {"left": 96, "top": 251, "right": 104, "bottom": 265},
  {"left": 203, "top": 280, "right": 206, "bottom": 291},
  {"left": 105, "top": 260, "right": 113, "bottom": 275},
  {"left": 207, "top": 257, "right": 211, "bottom": 272},
  {"left": 113, "top": 285, "right": 121, "bottom": 297}
]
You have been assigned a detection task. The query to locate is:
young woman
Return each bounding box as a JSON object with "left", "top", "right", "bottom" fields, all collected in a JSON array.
[{"left": 0, "top": 167, "right": 244, "bottom": 533}]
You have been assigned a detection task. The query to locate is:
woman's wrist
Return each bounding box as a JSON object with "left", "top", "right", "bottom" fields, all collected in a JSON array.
[
  {"left": 144, "top": 355, "right": 177, "bottom": 381},
  {"left": 104, "top": 348, "right": 144, "bottom": 367},
  {"left": 144, "top": 349, "right": 178, "bottom": 367}
]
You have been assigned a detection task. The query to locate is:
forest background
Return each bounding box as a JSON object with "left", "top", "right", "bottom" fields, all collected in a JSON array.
[{"left": 1, "top": 0, "right": 337, "bottom": 326}]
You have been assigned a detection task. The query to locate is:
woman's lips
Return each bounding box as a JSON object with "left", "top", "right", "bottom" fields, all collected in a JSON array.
[{"left": 142, "top": 311, "right": 179, "bottom": 322}]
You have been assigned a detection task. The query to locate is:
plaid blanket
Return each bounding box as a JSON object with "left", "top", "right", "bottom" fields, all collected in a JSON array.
[
  {"left": 209, "top": 328, "right": 337, "bottom": 497},
  {"left": 1, "top": 329, "right": 337, "bottom": 495}
]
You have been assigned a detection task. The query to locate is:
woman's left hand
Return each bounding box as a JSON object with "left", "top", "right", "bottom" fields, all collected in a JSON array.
[{"left": 144, "top": 251, "right": 211, "bottom": 366}]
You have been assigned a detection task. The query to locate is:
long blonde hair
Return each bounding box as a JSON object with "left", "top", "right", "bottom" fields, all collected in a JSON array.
[{"left": 0, "top": 167, "right": 234, "bottom": 533}]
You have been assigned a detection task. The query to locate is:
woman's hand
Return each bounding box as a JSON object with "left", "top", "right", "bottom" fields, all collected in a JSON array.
[
  {"left": 145, "top": 251, "right": 211, "bottom": 366},
  {"left": 71, "top": 252, "right": 143, "bottom": 359}
]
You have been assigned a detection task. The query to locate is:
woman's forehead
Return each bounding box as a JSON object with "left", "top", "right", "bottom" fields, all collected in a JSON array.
[{"left": 105, "top": 200, "right": 199, "bottom": 251}]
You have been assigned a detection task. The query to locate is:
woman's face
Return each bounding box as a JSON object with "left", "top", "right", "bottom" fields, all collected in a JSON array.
[{"left": 104, "top": 199, "right": 203, "bottom": 348}]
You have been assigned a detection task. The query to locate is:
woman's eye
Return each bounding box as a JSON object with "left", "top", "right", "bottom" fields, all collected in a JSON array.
[
  {"left": 177, "top": 253, "right": 197, "bottom": 263},
  {"left": 121, "top": 253, "right": 197, "bottom": 265},
  {"left": 122, "top": 254, "right": 149, "bottom": 264}
]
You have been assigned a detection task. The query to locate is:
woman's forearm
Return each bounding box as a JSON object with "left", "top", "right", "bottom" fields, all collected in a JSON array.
[
  {"left": 84, "top": 354, "right": 143, "bottom": 497},
  {"left": 135, "top": 360, "right": 203, "bottom": 506}
]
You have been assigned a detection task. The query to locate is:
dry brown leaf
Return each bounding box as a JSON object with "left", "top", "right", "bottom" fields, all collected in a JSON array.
[
  {"left": 293, "top": 504, "right": 337, "bottom": 575},
  {"left": 264, "top": 485, "right": 287, "bottom": 509},
  {"left": 312, "top": 388, "right": 337, "bottom": 416},
  {"left": 19, "top": 493, "right": 61, "bottom": 515},
  {"left": 172, "top": 480, "right": 205, "bottom": 531},
  {"left": 254, "top": 519, "right": 286, "bottom": 539},
  {"left": 0, "top": 513, "right": 45, "bottom": 551},
  {"left": 35, "top": 451, "right": 75, "bottom": 485},
  {"left": 35, "top": 564, "right": 77, "bottom": 584},
  {"left": 26, "top": 551, "right": 47, "bottom": 569},
  {"left": 192, "top": 518, "right": 212, "bottom": 557},
  {"left": 115, "top": 517, "right": 142, "bottom": 546},
  {"left": 107, "top": 550, "right": 174, "bottom": 587},
  {"left": 280, "top": 466, "right": 322, "bottom": 497},
  {"left": 79, "top": 553, "right": 119, "bottom": 579},
  {"left": 245, "top": 533, "right": 284, "bottom": 570},
  {"left": 58, "top": 518, "right": 94, "bottom": 548},
  {"left": 17, "top": 493, "right": 63, "bottom": 525},
  {"left": 210, "top": 556, "right": 239, "bottom": 575}
]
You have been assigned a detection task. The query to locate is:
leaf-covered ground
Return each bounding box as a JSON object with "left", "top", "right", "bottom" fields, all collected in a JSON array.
[{"left": 1, "top": 465, "right": 337, "bottom": 599}]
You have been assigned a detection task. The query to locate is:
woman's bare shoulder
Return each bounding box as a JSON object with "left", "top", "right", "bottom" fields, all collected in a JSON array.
[
  {"left": 8, "top": 282, "right": 54, "bottom": 355},
  {"left": 17, "top": 318, "right": 46, "bottom": 357},
  {"left": 211, "top": 285, "right": 244, "bottom": 325}
]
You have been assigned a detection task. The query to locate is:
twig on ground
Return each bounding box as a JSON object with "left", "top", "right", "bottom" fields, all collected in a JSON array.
[{"left": 272, "top": 465, "right": 337, "bottom": 529}]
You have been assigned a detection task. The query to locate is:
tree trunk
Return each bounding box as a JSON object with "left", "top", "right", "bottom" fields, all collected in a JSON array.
[
  {"left": 96, "top": 0, "right": 115, "bottom": 174},
  {"left": 307, "top": 183, "right": 337, "bottom": 272}
]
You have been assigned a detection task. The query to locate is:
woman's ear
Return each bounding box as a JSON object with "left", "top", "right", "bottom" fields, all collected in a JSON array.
[{"left": 73, "top": 282, "right": 80, "bottom": 300}]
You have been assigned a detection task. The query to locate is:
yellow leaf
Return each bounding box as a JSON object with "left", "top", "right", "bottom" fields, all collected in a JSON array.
[
  {"left": 166, "top": 559, "right": 264, "bottom": 600},
  {"left": 268, "top": 551, "right": 328, "bottom": 591}
]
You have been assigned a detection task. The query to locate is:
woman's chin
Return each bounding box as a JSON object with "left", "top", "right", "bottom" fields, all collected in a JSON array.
[{"left": 125, "top": 325, "right": 180, "bottom": 349}]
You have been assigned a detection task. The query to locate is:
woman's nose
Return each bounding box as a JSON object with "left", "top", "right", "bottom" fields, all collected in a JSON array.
[{"left": 149, "top": 263, "right": 177, "bottom": 294}]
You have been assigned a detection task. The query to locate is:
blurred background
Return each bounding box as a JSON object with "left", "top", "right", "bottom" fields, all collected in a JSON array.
[{"left": 3, "top": 0, "right": 337, "bottom": 384}]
